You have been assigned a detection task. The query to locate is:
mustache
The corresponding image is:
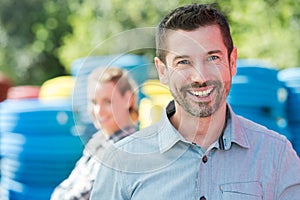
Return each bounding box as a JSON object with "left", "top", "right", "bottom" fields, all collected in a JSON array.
[{"left": 180, "top": 81, "right": 219, "bottom": 91}]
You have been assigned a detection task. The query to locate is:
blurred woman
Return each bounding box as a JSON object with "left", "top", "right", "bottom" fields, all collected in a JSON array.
[{"left": 51, "top": 67, "right": 139, "bottom": 200}]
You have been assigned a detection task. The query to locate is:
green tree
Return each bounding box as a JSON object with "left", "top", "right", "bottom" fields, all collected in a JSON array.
[
  {"left": 58, "top": 0, "right": 197, "bottom": 73},
  {"left": 0, "top": 0, "right": 299, "bottom": 85},
  {"left": 59, "top": 0, "right": 300, "bottom": 72},
  {"left": 0, "top": 0, "right": 72, "bottom": 85},
  {"left": 219, "top": 0, "right": 300, "bottom": 69}
]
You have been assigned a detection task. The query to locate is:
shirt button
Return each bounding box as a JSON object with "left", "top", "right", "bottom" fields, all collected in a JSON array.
[
  {"left": 202, "top": 155, "right": 208, "bottom": 163},
  {"left": 200, "top": 196, "right": 206, "bottom": 200}
]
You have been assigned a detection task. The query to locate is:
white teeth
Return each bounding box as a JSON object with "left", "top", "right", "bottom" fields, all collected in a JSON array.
[{"left": 190, "top": 88, "right": 213, "bottom": 97}]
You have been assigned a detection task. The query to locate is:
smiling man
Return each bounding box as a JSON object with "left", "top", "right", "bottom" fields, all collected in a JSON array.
[{"left": 90, "top": 4, "right": 300, "bottom": 200}]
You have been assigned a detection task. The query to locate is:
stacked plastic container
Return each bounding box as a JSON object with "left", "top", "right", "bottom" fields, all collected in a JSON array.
[
  {"left": 7, "top": 86, "right": 41, "bottom": 100},
  {"left": 71, "top": 54, "right": 150, "bottom": 142},
  {"left": 227, "top": 59, "right": 291, "bottom": 140},
  {"left": 278, "top": 68, "right": 300, "bottom": 156},
  {"left": 0, "top": 72, "right": 13, "bottom": 194},
  {"left": 0, "top": 100, "right": 83, "bottom": 200},
  {"left": 0, "top": 75, "right": 84, "bottom": 200}
]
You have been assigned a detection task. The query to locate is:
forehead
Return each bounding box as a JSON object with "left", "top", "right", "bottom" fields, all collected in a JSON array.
[
  {"left": 165, "top": 25, "right": 226, "bottom": 56},
  {"left": 89, "top": 81, "right": 120, "bottom": 100}
]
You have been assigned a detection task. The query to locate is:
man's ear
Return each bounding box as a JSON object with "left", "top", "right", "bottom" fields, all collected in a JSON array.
[
  {"left": 154, "top": 57, "right": 169, "bottom": 85},
  {"left": 229, "top": 47, "right": 238, "bottom": 76}
]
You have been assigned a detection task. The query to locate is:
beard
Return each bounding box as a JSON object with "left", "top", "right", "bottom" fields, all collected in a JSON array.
[{"left": 171, "top": 80, "right": 230, "bottom": 118}]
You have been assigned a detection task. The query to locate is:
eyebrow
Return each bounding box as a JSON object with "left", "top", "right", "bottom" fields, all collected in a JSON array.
[
  {"left": 207, "top": 50, "right": 223, "bottom": 55},
  {"left": 172, "top": 55, "right": 190, "bottom": 61},
  {"left": 173, "top": 50, "right": 223, "bottom": 58}
]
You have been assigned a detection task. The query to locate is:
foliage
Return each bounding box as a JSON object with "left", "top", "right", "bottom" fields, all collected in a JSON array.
[
  {"left": 0, "top": 0, "right": 72, "bottom": 85},
  {"left": 0, "top": 0, "right": 299, "bottom": 85},
  {"left": 57, "top": 0, "right": 199, "bottom": 73},
  {"left": 59, "top": 0, "right": 300, "bottom": 72},
  {"left": 219, "top": 0, "right": 300, "bottom": 69}
]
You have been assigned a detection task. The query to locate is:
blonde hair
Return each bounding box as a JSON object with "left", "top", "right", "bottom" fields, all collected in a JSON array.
[{"left": 87, "top": 67, "right": 139, "bottom": 122}]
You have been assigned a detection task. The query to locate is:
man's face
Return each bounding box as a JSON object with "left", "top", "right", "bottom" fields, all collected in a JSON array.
[{"left": 156, "top": 25, "right": 237, "bottom": 117}]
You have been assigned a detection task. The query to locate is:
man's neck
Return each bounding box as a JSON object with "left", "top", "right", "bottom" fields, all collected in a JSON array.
[{"left": 170, "top": 102, "right": 227, "bottom": 148}]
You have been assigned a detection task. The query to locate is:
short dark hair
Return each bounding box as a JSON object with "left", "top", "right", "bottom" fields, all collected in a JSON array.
[{"left": 156, "top": 3, "right": 233, "bottom": 64}]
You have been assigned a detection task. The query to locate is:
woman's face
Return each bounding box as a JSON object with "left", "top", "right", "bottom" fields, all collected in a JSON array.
[{"left": 90, "top": 81, "right": 132, "bottom": 134}]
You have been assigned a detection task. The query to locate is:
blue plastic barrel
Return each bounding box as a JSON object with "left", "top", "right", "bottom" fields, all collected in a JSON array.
[
  {"left": 278, "top": 67, "right": 300, "bottom": 156},
  {"left": 228, "top": 59, "right": 290, "bottom": 140},
  {"left": 0, "top": 99, "right": 84, "bottom": 200}
]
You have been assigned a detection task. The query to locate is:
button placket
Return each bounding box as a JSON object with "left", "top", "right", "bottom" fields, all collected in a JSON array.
[
  {"left": 195, "top": 144, "right": 213, "bottom": 200},
  {"left": 198, "top": 152, "right": 211, "bottom": 200}
]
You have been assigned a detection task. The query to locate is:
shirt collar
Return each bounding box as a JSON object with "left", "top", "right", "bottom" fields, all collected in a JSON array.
[
  {"left": 221, "top": 105, "right": 250, "bottom": 150},
  {"left": 158, "top": 101, "right": 187, "bottom": 153},
  {"left": 158, "top": 101, "right": 250, "bottom": 153}
]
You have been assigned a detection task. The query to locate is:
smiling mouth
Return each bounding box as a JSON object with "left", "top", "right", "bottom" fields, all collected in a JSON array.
[{"left": 188, "top": 87, "right": 214, "bottom": 98}]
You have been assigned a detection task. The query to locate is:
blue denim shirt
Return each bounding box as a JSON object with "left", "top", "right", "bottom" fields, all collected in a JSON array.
[{"left": 90, "top": 102, "right": 300, "bottom": 200}]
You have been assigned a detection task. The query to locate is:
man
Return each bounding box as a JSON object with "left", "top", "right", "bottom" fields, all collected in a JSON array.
[
  {"left": 91, "top": 4, "right": 300, "bottom": 199},
  {"left": 51, "top": 67, "right": 139, "bottom": 200}
]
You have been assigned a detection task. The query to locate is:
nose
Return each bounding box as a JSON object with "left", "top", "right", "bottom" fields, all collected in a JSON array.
[{"left": 190, "top": 62, "right": 210, "bottom": 83}]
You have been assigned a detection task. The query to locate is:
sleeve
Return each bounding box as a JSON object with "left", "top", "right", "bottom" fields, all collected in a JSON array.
[
  {"left": 50, "top": 150, "right": 95, "bottom": 200},
  {"left": 90, "top": 162, "right": 129, "bottom": 200},
  {"left": 50, "top": 158, "right": 84, "bottom": 200},
  {"left": 276, "top": 139, "right": 300, "bottom": 199}
]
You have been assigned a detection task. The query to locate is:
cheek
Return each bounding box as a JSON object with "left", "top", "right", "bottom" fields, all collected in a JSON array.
[
  {"left": 112, "top": 98, "right": 128, "bottom": 113},
  {"left": 169, "top": 69, "right": 189, "bottom": 84},
  {"left": 168, "top": 74, "right": 181, "bottom": 92},
  {"left": 220, "top": 72, "right": 233, "bottom": 94},
  {"left": 166, "top": 72, "right": 187, "bottom": 95},
  {"left": 222, "top": 70, "right": 233, "bottom": 83}
]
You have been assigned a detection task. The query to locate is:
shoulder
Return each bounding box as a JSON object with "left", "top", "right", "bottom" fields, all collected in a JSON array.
[
  {"left": 237, "top": 115, "right": 285, "bottom": 139},
  {"left": 115, "top": 122, "right": 161, "bottom": 153},
  {"left": 86, "top": 131, "right": 106, "bottom": 147},
  {"left": 235, "top": 114, "right": 292, "bottom": 152},
  {"left": 84, "top": 131, "right": 107, "bottom": 154},
  {"left": 98, "top": 122, "right": 172, "bottom": 174},
  {"left": 231, "top": 113, "right": 300, "bottom": 175}
]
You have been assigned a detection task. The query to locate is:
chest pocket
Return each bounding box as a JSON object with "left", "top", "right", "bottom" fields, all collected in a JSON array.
[{"left": 220, "top": 181, "right": 263, "bottom": 200}]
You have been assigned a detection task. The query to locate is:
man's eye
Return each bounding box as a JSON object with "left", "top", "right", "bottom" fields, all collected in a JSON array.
[
  {"left": 207, "top": 56, "right": 219, "bottom": 61},
  {"left": 177, "top": 60, "right": 190, "bottom": 65}
]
